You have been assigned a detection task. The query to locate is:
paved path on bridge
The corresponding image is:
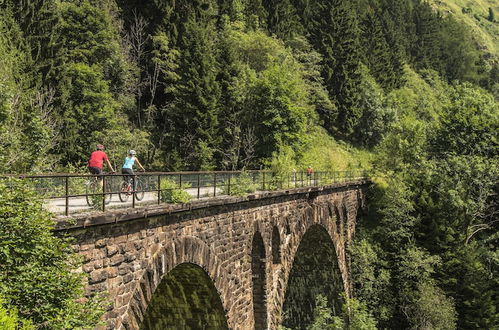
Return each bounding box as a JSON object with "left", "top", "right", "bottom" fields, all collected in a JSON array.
[
  {"left": 44, "top": 178, "right": 354, "bottom": 215},
  {"left": 45, "top": 186, "right": 224, "bottom": 214}
]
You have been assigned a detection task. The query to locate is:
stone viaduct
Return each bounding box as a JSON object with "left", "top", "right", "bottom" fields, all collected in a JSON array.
[{"left": 55, "top": 179, "right": 369, "bottom": 330}]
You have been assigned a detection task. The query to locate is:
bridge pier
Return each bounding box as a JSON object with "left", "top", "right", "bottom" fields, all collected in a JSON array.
[{"left": 57, "top": 180, "right": 368, "bottom": 329}]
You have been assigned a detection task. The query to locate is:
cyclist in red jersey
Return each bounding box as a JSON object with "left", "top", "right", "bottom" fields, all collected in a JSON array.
[{"left": 88, "top": 144, "right": 115, "bottom": 175}]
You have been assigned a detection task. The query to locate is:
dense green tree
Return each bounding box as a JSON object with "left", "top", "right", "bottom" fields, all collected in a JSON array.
[
  {"left": 0, "top": 8, "right": 52, "bottom": 173},
  {"left": 165, "top": 13, "right": 221, "bottom": 170},
  {"left": 353, "top": 65, "right": 394, "bottom": 147},
  {"left": 215, "top": 21, "right": 255, "bottom": 169},
  {"left": 432, "top": 83, "right": 498, "bottom": 157},
  {"left": 263, "top": 0, "right": 303, "bottom": 40},
  {"left": 360, "top": 9, "right": 396, "bottom": 90},
  {"left": 0, "top": 180, "right": 104, "bottom": 328},
  {"left": 410, "top": 1, "right": 442, "bottom": 71},
  {"left": 305, "top": 0, "right": 364, "bottom": 138}
]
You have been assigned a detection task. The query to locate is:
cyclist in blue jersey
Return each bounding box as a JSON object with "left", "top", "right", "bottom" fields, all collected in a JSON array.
[{"left": 121, "top": 150, "right": 145, "bottom": 180}]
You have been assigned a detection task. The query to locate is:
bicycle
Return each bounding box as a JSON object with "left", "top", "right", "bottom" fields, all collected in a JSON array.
[
  {"left": 118, "top": 174, "right": 145, "bottom": 202},
  {"left": 86, "top": 173, "right": 113, "bottom": 207}
]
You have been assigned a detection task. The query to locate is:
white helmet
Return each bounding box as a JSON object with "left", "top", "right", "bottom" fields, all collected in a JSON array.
[{"left": 128, "top": 150, "right": 136, "bottom": 155}]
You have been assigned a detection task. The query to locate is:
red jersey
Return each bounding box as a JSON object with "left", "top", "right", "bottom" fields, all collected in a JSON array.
[{"left": 88, "top": 150, "right": 108, "bottom": 169}]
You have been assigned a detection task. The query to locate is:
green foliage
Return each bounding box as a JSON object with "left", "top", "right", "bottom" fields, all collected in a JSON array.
[
  {"left": 265, "top": 145, "right": 297, "bottom": 189},
  {"left": 350, "top": 239, "right": 392, "bottom": 322},
  {"left": 165, "top": 12, "right": 221, "bottom": 170},
  {"left": 404, "top": 281, "right": 457, "bottom": 330},
  {"left": 0, "top": 179, "right": 104, "bottom": 328},
  {"left": 249, "top": 59, "right": 314, "bottom": 158},
  {"left": 308, "top": 295, "right": 343, "bottom": 330},
  {"left": 159, "top": 179, "right": 192, "bottom": 203},
  {"left": 298, "top": 127, "right": 373, "bottom": 172},
  {"left": 354, "top": 65, "right": 395, "bottom": 147},
  {"left": 308, "top": 0, "right": 364, "bottom": 138},
  {"left": 306, "top": 294, "right": 377, "bottom": 330},
  {"left": 220, "top": 171, "right": 258, "bottom": 196},
  {"left": 57, "top": 62, "right": 118, "bottom": 163},
  {"left": 0, "top": 297, "right": 33, "bottom": 330},
  {"left": 343, "top": 295, "right": 377, "bottom": 330},
  {"left": 432, "top": 83, "right": 498, "bottom": 157},
  {"left": 0, "top": 9, "right": 53, "bottom": 173}
]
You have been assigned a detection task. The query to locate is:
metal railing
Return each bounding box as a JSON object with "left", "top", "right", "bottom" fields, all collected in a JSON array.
[{"left": 2, "top": 170, "right": 369, "bottom": 216}]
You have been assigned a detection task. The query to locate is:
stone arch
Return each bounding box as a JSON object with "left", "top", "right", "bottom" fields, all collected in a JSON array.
[
  {"left": 140, "top": 263, "right": 229, "bottom": 329},
  {"left": 251, "top": 231, "right": 267, "bottom": 329},
  {"left": 122, "top": 236, "right": 232, "bottom": 329},
  {"left": 281, "top": 224, "right": 344, "bottom": 329},
  {"left": 272, "top": 226, "right": 281, "bottom": 264}
]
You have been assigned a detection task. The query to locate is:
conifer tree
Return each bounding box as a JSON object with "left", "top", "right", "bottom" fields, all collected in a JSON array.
[
  {"left": 360, "top": 9, "right": 396, "bottom": 90},
  {"left": 488, "top": 7, "right": 495, "bottom": 22},
  {"left": 166, "top": 13, "right": 221, "bottom": 170},
  {"left": 411, "top": 1, "right": 442, "bottom": 72},
  {"left": 263, "top": 0, "right": 303, "bottom": 40},
  {"left": 242, "top": 0, "right": 268, "bottom": 30},
  {"left": 308, "top": 0, "right": 364, "bottom": 138}
]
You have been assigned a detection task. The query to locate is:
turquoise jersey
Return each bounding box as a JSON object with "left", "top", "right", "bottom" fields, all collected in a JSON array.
[{"left": 122, "top": 156, "right": 136, "bottom": 169}]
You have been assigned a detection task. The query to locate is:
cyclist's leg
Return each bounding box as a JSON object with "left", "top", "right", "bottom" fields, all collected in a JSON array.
[
  {"left": 90, "top": 167, "right": 104, "bottom": 189},
  {"left": 122, "top": 168, "right": 134, "bottom": 192}
]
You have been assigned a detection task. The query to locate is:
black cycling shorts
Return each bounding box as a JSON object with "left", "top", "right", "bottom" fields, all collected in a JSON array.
[
  {"left": 122, "top": 168, "right": 134, "bottom": 175},
  {"left": 88, "top": 166, "right": 103, "bottom": 175}
]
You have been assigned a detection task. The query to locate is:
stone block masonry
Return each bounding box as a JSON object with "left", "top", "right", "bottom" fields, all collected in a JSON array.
[{"left": 56, "top": 180, "right": 369, "bottom": 330}]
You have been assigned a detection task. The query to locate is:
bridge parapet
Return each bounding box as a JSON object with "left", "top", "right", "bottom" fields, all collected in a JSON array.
[
  {"left": 58, "top": 179, "right": 369, "bottom": 329},
  {"left": 3, "top": 169, "right": 367, "bottom": 216}
]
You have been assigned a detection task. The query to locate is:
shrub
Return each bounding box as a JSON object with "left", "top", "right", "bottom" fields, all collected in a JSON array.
[
  {"left": 0, "top": 297, "right": 33, "bottom": 330},
  {"left": 220, "top": 172, "right": 258, "bottom": 196},
  {"left": 160, "top": 178, "right": 192, "bottom": 203},
  {"left": 0, "top": 179, "right": 104, "bottom": 328}
]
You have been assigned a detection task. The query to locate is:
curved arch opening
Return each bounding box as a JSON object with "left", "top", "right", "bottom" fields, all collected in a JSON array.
[
  {"left": 140, "top": 263, "right": 228, "bottom": 329},
  {"left": 272, "top": 226, "right": 281, "bottom": 264},
  {"left": 282, "top": 225, "right": 344, "bottom": 329},
  {"left": 251, "top": 232, "right": 267, "bottom": 329}
]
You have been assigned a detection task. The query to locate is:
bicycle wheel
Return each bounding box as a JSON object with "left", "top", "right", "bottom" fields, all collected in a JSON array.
[
  {"left": 86, "top": 179, "right": 98, "bottom": 206},
  {"left": 135, "top": 179, "right": 145, "bottom": 201},
  {"left": 119, "top": 181, "right": 130, "bottom": 202}
]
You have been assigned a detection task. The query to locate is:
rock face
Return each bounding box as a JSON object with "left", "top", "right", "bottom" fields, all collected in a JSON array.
[{"left": 59, "top": 180, "right": 368, "bottom": 330}]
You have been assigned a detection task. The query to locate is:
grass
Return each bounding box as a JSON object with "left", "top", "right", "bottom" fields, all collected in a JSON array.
[
  {"left": 428, "top": 0, "right": 499, "bottom": 60},
  {"left": 298, "top": 127, "right": 374, "bottom": 172}
]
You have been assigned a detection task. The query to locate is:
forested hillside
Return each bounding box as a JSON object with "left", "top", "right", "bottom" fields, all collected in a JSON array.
[
  {"left": 0, "top": 0, "right": 496, "bottom": 172},
  {"left": 0, "top": 0, "right": 497, "bottom": 329}
]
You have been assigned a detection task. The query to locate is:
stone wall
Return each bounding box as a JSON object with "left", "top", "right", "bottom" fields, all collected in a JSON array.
[{"left": 57, "top": 180, "right": 368, "bottom": 329}]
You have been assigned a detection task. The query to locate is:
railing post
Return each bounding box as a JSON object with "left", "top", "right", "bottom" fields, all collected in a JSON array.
[
  {"left": 65, "top": 176, "right": 69, "bottom": 216},
  {"left": 179, "top": 174, "right": 182, "bottom": 189},
  {"left": 227, "top": 173, "right": 231, "bottom": 196},
  {"left": 102, "top": 175, "right": 106, "bottom": 212},
  {"left": 157, "top": 174, "right": 161, "bottom": 205},
  {"left": 262, "top": 171, "right": 266, "bottom": 190},
  {"left": 213, "top": 173, "right": 217, "bottom": 197},
  {"left": 132, "top": 176, "right": 136, "bottom": 208},
  {"left": 197, "top": 173, "right": 201, "bottom": 199}
]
